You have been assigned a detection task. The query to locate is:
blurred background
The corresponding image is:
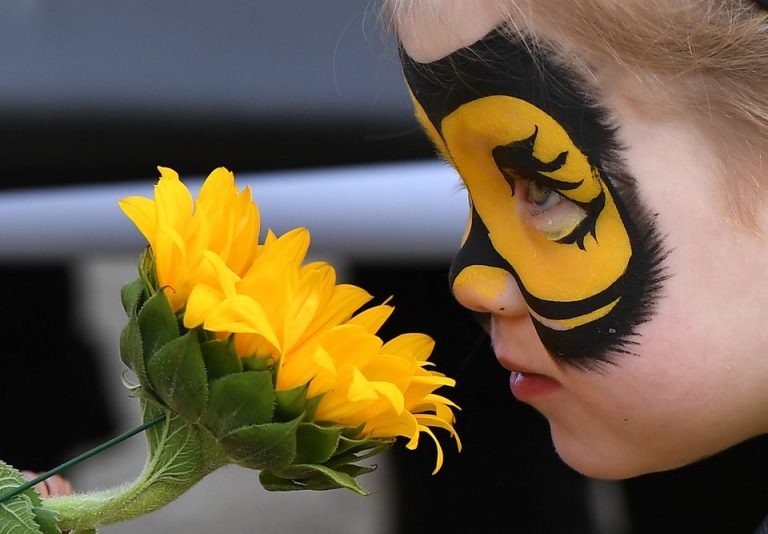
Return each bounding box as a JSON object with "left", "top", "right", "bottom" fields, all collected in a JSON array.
[{"left": 1, "top": 2, "right": 766, "bottom": 533}]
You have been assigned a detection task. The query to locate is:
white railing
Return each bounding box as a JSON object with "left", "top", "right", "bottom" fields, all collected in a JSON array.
[{"left": 0, "top": 160, "right": 467, "bottom": 261}]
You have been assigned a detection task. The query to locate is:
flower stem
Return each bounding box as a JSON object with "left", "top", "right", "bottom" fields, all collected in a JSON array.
[
  {"left": 0, "top": 414, "right": 166, "bottom": 505},
  {"left": 45, "top": 406, "right": 227, "bottom": 531}
]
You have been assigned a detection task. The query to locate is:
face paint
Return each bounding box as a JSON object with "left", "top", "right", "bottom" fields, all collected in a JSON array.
[{"left": 401, "top": 30, "right": 668, "bottom": 369}]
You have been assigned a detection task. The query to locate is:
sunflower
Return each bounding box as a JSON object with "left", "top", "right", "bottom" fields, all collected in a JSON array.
[{"left": 120, "top": 167, "right": 460, "bottom": 473}]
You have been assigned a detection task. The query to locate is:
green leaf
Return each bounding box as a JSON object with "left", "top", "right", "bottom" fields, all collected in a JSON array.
[
  {"left": 31, "top": 506, "right": 60, "bottom": 534},
  {"left": 221, "top": 416, "right": 301, "bottom": 470},
  {"left": 200, "top": 340, "right": 242, "bottom": 380},
  {"left": 120, "top": 277, "right": 145, "bottom": 316},
  {"left": 141, "top": 403, "right": 206, "bottom": 485},
  {"left": 201, "top": 371, "right": 275, "bottom": 437},
  {"left": 0, "top": 461, "right": 45, "bottom": 534},
  {"left": 137, "top": 291, "right": 179, "bottom": 364},
  {"left": 146, "top": 332, "right": 209, "bottom": 422},
  {"left": 119, "top": 315, "right": 150, "bottom": 388},
  {"left": 274, "top": 384, "right": 308, "bottom": 421},
  {"left": 294, "top": 423, "right": 341, "bottom": 465}
]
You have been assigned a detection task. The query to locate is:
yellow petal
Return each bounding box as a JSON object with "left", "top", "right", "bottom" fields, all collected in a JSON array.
[
  {"left": 119, "top": 196, "right": 157, "bottom": 244},
  {"left": 383, "top": 333, "right": 435, "bottom": 361},
  {"left": 183, "top": 284, "right": 224, "bottom": 328},
  {"left": 347, "top": 369, "right": 379, "bottom": 403},
  {"left": 370, "top": 381, "right": 405, "bottom": 414},
  {"left": 348, "top": 304, "right": 394, "bottom": 334},
  {"left": 204, "top": 295, "right": 280, "bottom": 349},
  {"left": 202, "top": 250, "right": 241, "bottom": 297}
]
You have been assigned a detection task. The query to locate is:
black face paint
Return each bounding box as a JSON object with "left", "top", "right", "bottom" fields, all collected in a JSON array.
[{"left": 401, "top": 30, "right": 668, "bottom": 370}]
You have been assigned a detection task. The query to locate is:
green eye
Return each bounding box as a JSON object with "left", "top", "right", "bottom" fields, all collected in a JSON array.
[{"left": 528, "top": 181, "right": 561, "bottom": 210}]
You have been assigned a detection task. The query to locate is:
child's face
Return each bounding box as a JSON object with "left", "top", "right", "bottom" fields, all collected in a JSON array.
[{"left": 398, "top": 1, "right": 768, "bottom": 478}]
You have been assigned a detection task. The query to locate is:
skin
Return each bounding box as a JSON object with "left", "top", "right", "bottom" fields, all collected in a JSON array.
[
  {"left": 397, "top": 0, "right": 768, "bottom": 479},
  {"left": 21, "top": 472, "right": 73, "bottom": 498}
]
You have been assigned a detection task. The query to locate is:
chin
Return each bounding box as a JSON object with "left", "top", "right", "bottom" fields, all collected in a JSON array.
[{"left": 548, "top": 423, "right": 688, "bottom": 480}]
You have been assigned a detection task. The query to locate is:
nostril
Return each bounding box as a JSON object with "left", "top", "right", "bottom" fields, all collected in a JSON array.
[{"left": 451, "top": 265, "right": 528, "bottom": 316}]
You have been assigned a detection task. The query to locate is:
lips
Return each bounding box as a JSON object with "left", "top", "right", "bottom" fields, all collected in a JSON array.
[
  {"left": 491, "top": 321, "right": 562, "bottom": 401},
  {"left": 495, "top": 351, "right": 562, "bottom": 401},
  {"left": 509, "top": 371, "right": 561, "bottom": 401}
]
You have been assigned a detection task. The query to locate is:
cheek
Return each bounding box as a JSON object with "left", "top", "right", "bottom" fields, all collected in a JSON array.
[{"left": 547, "top": 254, "right": 768, "bottom": 478}]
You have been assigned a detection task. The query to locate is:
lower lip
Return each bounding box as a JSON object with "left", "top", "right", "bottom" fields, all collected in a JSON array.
[{"left": 509, "top": 372, "right": 561, "bottom": 401}]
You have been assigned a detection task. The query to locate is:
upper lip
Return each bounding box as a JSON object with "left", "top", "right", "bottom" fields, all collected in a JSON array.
[
  {"left": 494, "top": 353, "right": 548, "bottom": 376},
  {"left": 489, "top": 318, "right": 560, "bottom": 378}
]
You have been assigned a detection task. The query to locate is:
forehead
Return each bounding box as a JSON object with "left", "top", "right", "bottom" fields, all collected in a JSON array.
[{"left": 395, "top": 0, "right": 509, "bottom": 62}]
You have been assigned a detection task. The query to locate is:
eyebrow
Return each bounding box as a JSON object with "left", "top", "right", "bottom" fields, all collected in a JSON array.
[{"left": 400, "top": 29, "right": 617, "bottom": 171}]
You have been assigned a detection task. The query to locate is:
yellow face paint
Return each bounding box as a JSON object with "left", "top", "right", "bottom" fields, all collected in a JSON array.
[
  {"left": 401, "top": 30, "right": 668, "bottom": 368},
  {"left": 440, "top": 95, "right": 631, "bottom": 307}
]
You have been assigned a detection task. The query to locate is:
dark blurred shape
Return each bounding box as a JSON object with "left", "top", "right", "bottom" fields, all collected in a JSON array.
[
  {"left": 351, "top": 263, "right": 594, "bottom": 534},
  {"left": 0, "top": 265, "right": 115, "bottom": 470},
  {"left": 622, "top": 435, "right": 768, "bottom": 534},
  {"left": 0, "top": 117, "right": 433, "bottom": 190}
]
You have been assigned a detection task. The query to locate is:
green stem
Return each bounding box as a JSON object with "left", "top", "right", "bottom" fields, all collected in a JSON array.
[
  {"left": 0, "top": 415, "right": 166, "bottom": 505},
  {"left": 45, "top": 407, "right": 227, "bottom": 531}
]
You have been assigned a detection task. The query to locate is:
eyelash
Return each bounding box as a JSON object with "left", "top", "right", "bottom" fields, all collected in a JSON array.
[
  {"left": 527, "top": 181, "right": 561, "bottom": 211},
  {"left": 513, "top": 173, "right": 599, "bottom": 250}
]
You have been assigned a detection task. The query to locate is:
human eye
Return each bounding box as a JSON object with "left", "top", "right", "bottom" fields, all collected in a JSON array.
[
  {"left": 521, "top": 180, "right": 591, "bottom": 244},
  {"left": 527, "top": 181, "right": 562, "bottom": 211}
]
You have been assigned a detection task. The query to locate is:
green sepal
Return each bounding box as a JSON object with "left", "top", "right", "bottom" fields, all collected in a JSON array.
[
  {"left": 221, "top": 416, "right": 302, "bottom": 470},
  {"left": 339, "top": 423, "right": 366, "bottom": 438},
  {"left": 274, "top": 384, "right": 308, "bottom": 422},
  {"left": 120, "top": 277, "right": 145, "bottom": 316},
  {"left": 304, "top": 394, "right": 323, "bottom": 422},
  {"left": 259, "top": 463, "right": 369, "bottom": 495},
  {"left": 201, "top": 371, "right": 275, "bottom": 437},
  {"left": 331, "top": 436, "right": 393, "bottom": 465},
  {"left": 200, "top": 339, "right": 242, "bottom": 380},
  {"left": 146, "top": 332, "right": 209, "bottom": 422},
  {"left": 128, "top": 383, "right": 166, "bottom": 409},
  {"left": 294, "top": 423, "right": 341, "bottom": 465},
  {"left": 0, "top": 461, "right": 60, "bottom": 534},
  {"left": 137, "top": 291, "right": 179, "bottom": 364},
  {"left": 138, "top": 248, "right": 158, "bottom": 294},
  {"left": 119, "top": 315, "right": 150, "bottom": 388},
  {"left": 241, "top": 355, "right": 271, "bottom": 371},
  {"left": 332, "top": 463, "right": 378, "bottom": 479}
]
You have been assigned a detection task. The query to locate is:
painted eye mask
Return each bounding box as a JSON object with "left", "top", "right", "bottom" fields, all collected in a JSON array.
[{"left": 401, "top": 31, "right": 668, "bottom": 369}]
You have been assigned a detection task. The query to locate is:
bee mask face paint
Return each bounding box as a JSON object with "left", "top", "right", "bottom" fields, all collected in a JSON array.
[{"left": 401, "top": 30, "right": 668, "bottom": 369}]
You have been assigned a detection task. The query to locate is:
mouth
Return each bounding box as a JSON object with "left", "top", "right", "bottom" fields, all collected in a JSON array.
[
  {"left": 509, "top": 370, "right": 561, "bottom": 401},
  {"left": 495, "top": 350, "right": 562, "bottom": 401},
  {"left": 488, "top": 319, "right": 563, "bottom": 401}
]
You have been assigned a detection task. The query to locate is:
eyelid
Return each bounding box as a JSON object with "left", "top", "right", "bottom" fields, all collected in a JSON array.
[
  {"left": 529, "top": 201, "right": 588, "bottom": 241},
  {"left": 517, "top": 180, "right": 589, "bottom": 241}
]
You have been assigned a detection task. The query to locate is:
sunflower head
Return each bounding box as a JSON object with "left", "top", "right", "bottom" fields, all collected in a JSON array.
[{"left": 119, "top": 167, "right": 461, "bottom": 493}]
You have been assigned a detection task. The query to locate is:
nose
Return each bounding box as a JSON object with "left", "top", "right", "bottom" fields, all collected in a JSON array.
[{"left": 452, "top": 264, "right": 528, "bottom": 317}]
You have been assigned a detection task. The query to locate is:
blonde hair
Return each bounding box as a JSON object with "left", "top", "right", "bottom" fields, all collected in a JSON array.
[{"left": 384, "top": 0, "right": 768, "bottom": 227}]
